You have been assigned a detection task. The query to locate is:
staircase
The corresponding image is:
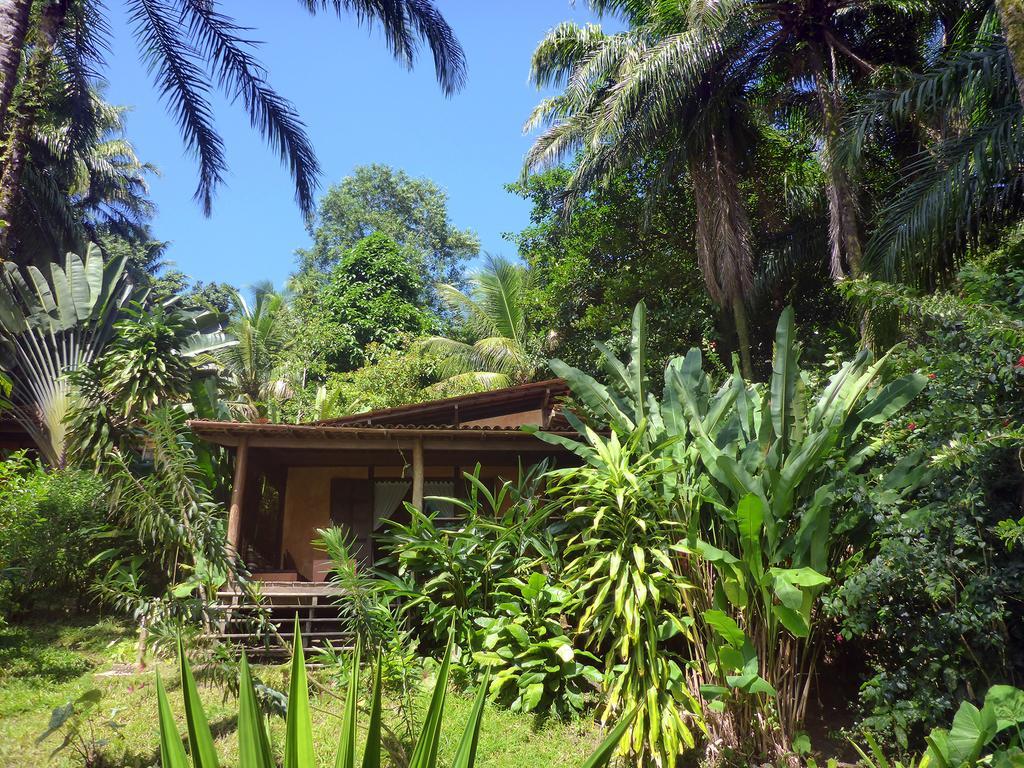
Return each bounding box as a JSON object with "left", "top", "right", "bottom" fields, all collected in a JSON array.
[{"left": 210, "top": 581, "right": 351, "bottom": 657}]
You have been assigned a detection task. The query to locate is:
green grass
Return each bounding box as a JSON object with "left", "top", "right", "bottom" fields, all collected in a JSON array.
[{"left": 0, "top": 616, "right": 603, "bottom": 767}]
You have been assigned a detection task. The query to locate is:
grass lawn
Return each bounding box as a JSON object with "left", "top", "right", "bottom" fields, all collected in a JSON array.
[{"left": 0, "top": 616, "right": 604, "bottom": 768}]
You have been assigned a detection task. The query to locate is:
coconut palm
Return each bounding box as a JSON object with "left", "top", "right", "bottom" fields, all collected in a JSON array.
[
  {"left": 0, "top": 0, "right": 466, "bottom": 256},
  {"left": 524, "top": 5, "right": 760, "bottom": 376},
  {"left": 217, "top": 283, "right": 294, "bottom": 419},
  {"left": 418, "top": 255, "right": 548, "bottom": 390}
]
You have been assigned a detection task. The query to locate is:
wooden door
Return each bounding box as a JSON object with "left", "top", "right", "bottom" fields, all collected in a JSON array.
[{"left": 329, "top": 478, "right": 374, "bottom": 563}]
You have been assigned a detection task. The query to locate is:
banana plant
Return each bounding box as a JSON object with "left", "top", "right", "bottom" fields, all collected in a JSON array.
[
  {"left": 533, "top": 302, "right": 928, "bottom": 760},
  {"left": 157, "top": 620, "right": 637, "bottom": 767},
  {"left": 0, "top": 245, "right": 233, "bottom": 465}
]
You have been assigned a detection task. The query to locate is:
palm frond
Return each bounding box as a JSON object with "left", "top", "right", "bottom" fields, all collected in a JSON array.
[
  {"left": 180, "top": 0, "right": 321, "bottom": 217},
  {"left": 127, "top": 0, "right": 226, "bottom": 215},
  {"left": 298, "top": 0, "right": 466, "bottom": 95}
]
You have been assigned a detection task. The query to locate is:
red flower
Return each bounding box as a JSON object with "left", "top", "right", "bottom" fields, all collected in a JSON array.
[
  {"left": 1016, "top": 355, "right": 1024, "bottom": 368},
  {"left": 834, "top": 632, "right": 844, "bottom": 644},
  {"left": 928, "top": 373, "right": 937, "bottom": 380},
  {"left": 907, "top": 422, "right": 918, "bottom": 431}
]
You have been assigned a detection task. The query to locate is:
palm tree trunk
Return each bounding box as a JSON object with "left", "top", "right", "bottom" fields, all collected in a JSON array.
[
  {"left": 0, "top": 0, "right": 65, "bottom": 259},
  {"left": 689, "top": 134, "right": 756, "bottom": 379},
  {"left": 997, "top": 0, "right": 1024, "bottom": 106},
  {"left": 0, "top": 0, "right": 31, "bottom": 132},
  {"left": 808, "top": 44, "right": 863, "bottom": 280}
]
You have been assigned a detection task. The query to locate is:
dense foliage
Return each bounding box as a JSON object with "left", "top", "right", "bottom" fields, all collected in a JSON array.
[
  {"left": 297, "top": 232, "right": 430, "bottom": 375},
  {"left": 0, "top": 454, "right": 107, "bottom": 619},
  {"left": 3, "top": 2, "right": 1024, "bottom": 768}
]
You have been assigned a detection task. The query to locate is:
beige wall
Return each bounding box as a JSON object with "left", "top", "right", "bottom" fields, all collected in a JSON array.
[{"left": 282, "top": 466, "right": 367, "bottom": 580}]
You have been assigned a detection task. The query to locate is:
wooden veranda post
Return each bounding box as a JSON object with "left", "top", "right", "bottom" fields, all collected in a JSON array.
[
  {"left": 412, "top": 437, "right": 424, "bottom": 512},
  {"left": 226, "top": 436, "right": 249, "bottom": 556}
]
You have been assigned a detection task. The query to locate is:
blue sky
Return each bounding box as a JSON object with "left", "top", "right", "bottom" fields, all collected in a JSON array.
[{"left": 103, "top": 1, "right": 607, "bottom": 292}]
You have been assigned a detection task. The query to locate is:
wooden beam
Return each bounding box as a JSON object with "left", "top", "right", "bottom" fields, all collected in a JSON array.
[
  {"left": 412, "top": 437, "right": 424, "bottom": 512},
  {"left": 226, "top": 436, "right": 249, "bottom": 554}
]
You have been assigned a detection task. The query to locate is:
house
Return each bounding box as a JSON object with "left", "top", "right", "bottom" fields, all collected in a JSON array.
[{"left": 188, "top": 379, "right": 573, "bottom": 583}]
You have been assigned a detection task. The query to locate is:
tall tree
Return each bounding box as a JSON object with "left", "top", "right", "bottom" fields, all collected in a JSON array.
[
  {"left": 525, "top": 6, "right": 761, "bottom": 376},
  {"left": 295, "top": 163, "right": 479, "bottom": 318},
  {"left": 295, "top": 231, "right": 429, "bottom": 375},
  {"left": 848, "top": 10, "right": 1024, "bottom": 286},
  {"left": 10, "top": 93, "right": 154, "bottom": 263},
  {"left": 997, "top": 0, "right": 1024, "bottom": 104},
  {"left": 0, "top": 0, "right": 466, "bottom": 257},
  {"left": 0, "top": 0, "right": 30, "bottom": 127},
  {"left": 507, "top": 167, "right": 716, "bottom": 371}
]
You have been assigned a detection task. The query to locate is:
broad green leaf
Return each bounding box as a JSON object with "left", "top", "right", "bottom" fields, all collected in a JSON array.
[
  {"left": 284, "top": 619, "right": 314, "bottom": 768},
  {"left": 626, "top": 301, "right": 647, "bottom": 408},
  {"left": 772, "top": 576, "right": 803, "bottom": 612},
  {"left": 947, "top": 700, "right": 997, "bottom": 765},
  {"left": 452, "top": 669, "right": 490, "bottom": 768},
  {"left": 854, "top": 374, "right": 928, "bottom": 426},
  {"left": 64, "top": 253, "right": 92, "bottom": 321},
  {"left": 238, "top": 653, "right": 273, "bottom": 768},
  {"left": 178, "top": 636, "right": 220, "bottom": 768},
  {"left": 688, "top": 539, "right": 739, "bottom": 564},
  {"left": 773, "top": 605, "right": 809, "bottom": 638},
  {"left": 26, "top": 266, "right": 57, "bottom": 321},
  {"left": 735, "top": 493, "right": 763, "bottom": 573},
  {"left": 156, "top": 671, "right": 190, "bottom": 768},
  {"left": 770, "top": 566, "right": 830, "bottom": 588},
  {"left": 986, "top": 685, "right": 1024, "bottom": 731},
  {"left": 702, "top": 610, "right": 745, "bottom": 648},
  {"left": 83, "top": 244, "right": 104, "bottom": 312},
  {"left": 770, "top": 306, "right": 799, "bottom": 453}
]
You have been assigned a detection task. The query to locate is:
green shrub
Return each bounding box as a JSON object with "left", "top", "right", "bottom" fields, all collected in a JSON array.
[
  {"left": 538, "top": 302, "right": 926, "bottom": 765},
  {"left": 834, "top": 241, "right": 1024, "bottom": 746},
  {"left": 471, "top": 574, "right": 602, "bottom": 717},
  {"left": 0, "top": 453, "right": 107, "bottom": 618},
  {"left": 379, "top": 463, "right": 556, "bottom": 651}
]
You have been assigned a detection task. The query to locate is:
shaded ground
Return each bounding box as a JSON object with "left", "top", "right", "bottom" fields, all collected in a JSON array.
[{"left": 0, "top": 615, "right": 603, "bottom": 768}]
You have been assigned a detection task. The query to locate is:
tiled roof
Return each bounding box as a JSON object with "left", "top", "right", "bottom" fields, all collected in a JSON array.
[{"left": 315, "top": 378, "right": 569, "bottom": 427}]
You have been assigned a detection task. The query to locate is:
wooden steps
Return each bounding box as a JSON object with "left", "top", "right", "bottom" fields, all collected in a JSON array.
[{"left": 209, "top": 581, "right": 351, "bottom": 655}]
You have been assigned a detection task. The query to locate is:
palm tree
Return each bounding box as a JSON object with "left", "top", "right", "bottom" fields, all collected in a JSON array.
[
  {"left": 671, "top": 0, "right": 938, "bottom": 280},
  {"left": 847, "top": 10, "right": 1024, "bottom": 286},
  {"left": 0, "top": 0, "right": 466, "bottom": 257},
  {"left": 217, "top": 283, "right": 294, "bottom": 419},
  {"left": 524, "top": 5, "right": 760, "bottom": 376},
  {"left": 11, "top": 91, "right": 154, "bottom": 263},
  {"left": 418, "top": 255, "right": 547, "bottom": 390}
]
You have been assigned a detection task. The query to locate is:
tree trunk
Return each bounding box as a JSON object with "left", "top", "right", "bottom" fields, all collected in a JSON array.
[
  {"left": 808, "top": 44, "right": 863, "bottom": 280},
  {"left": 0, "top": 0, "right": 31, "bottom": 133},
  {"left": 997, "top": 0, "right": 1024, "bottom": 106},
  {"left": 0, "top": 0, "right": 65, "bottom": 259},
  {"left": 732, "top": 299, "right": 754, "bottom": 380},
  {"left": 689, "top": 134, "right": 756, "bottom": 379}
]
